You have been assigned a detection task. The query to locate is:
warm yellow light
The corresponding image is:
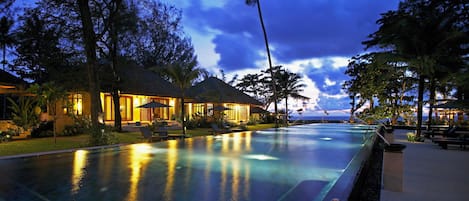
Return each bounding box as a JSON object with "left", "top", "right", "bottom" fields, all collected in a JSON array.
[
  {"left": 77, "top": 101, "right": 82, "bottom": 115},
  {"left": 72, "top": 150, "right": 88, "bottom": 194},
  {"left": 164, "top": 140, "right": 178, "bottom": 199},
  {"left": 169, "top": 99, "right": 175, "bottom": 107},
  {"left": 127, "top": 144, "right": 151, "bottom": 201}
]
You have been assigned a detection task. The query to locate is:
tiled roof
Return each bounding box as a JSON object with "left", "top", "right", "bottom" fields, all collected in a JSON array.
[
  {"left": 101, "top": 64, "right": 181, "bottom": 97},
  {"left": 188, "top": 77, "right": 262, "bottom": 105}
]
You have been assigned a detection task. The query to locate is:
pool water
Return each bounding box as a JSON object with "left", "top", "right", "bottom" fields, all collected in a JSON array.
[{"left": 0, "top": 123, "right": 374, "bottom": 201}]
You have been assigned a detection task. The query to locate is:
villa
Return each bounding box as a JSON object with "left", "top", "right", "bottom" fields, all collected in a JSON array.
[{"left": 51, "top": 65, "right": 263, "bottom": 133}]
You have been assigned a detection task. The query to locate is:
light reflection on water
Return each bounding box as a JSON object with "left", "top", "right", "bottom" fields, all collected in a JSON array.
[
  {"left": 164, "top": 140, "right": 178, "bottom": 201},
  {"left": 127, "top": 144, "right": 152, "bottom": 201},
  {"left": 71, "top": 150, "right": 88, "bottom": 194},
  {"left": 0, "top": 123, "right": 369, "bottom": 201}
]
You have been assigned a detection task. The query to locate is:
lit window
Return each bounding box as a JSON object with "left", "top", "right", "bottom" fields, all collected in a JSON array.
[{"left": 67, "top": 93, "right": 83, "bottom": 115}]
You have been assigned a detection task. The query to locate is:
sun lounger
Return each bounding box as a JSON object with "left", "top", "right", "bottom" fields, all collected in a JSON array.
[
  {"left": 425, "top": 126, "right": 457, "bottom": 138},
  {"left": 433, "top": 138, "right": 469, "bottom": 149}
]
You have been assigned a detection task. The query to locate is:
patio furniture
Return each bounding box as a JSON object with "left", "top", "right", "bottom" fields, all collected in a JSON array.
[
  {"left": 139, "top": 126, "right": 161, "bottom": 142},
  {"left": 168, "top": 133, "right": 184, "bottom": 140},
  {"left": 427, "top": 126, "right": 457, "bottom": 138},
  {"left": 154, "top": 126, "right": 168, "bottom": 140},
  {"left": 433, "top": 138, "right": 469, "bottom": 149},
  {"left": 210, "top": 123, "right": 230, "bottom": 135}
]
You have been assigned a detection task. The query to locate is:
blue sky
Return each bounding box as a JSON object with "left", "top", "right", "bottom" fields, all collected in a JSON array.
[{"left": 163, "top": 0, "right": 401, "bottom": 116}]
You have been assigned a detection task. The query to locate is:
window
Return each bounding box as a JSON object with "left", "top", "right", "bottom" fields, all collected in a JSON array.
[
  {"left": 193, "top": 103, "right": 205, "bottom": 117},
  {"left": 104, "top": 95, "right": 133, "bottom": 121},
  {"left": 151, "top": 98, "right": 170, "bottom": 120},
  {"left": 67, "top": 93, "right": 83, "bottom": 115},
  {"left": 120, "top": 96, "right": 133, "bottom": 121}
]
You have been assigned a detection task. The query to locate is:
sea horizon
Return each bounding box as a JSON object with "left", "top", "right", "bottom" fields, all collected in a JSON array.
[{"left": 289, "top": 115, "right": 350, "bottom": 121}]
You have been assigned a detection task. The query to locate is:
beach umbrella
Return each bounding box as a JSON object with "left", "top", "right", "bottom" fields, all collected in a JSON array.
[
  {"left": 137, "top": 101, "right": 171, "bottom": 122},
  {"left": 137, "top": 101, "right": 171, "bottom": 108},
  {"left": 210, "top": 105, "right": 231, "bottom": 111}
]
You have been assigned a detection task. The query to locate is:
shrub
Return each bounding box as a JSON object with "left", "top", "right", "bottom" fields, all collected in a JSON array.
[
  {"left": 406, "top": 132, "right": 416, "bottom": 142},
  {"left": 31, "top": 121, "right": 54, "bottom": 138}
]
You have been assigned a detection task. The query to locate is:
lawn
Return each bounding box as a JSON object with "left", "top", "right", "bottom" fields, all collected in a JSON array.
[{"left": 0, "top": 123, "right": 275, "bottom": 158}]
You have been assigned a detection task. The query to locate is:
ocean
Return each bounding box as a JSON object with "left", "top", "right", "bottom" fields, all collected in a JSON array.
[{"left": 290, "top": 116, "right": 350, "bottom": 122}]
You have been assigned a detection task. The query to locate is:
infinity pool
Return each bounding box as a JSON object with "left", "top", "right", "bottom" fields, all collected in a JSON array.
[{"left": 0, "top": 123, "right": 374, "bottom": 201}]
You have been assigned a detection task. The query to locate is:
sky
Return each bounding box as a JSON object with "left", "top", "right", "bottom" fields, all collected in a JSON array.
[
  {"left": 9, "top": 0, "right": 402, "bottom": 116},
  {"left": 162, "top": 0, "right": 401, "bottom": 116}
]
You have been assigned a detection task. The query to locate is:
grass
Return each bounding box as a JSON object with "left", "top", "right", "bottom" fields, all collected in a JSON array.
[{"left": 0, "top": 123, "right": 275, "bottom": 158}]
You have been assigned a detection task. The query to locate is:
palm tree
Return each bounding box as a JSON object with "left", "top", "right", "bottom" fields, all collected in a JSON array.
[
  {"left": 363, "top": 0, "right": 468, "bottom": 136},
  {"left": 161, "top": 62, "right": 201, "bottom": 136},
  {"left": 277, "top": 68, "right": 307, "bottom": 126},
  {"left": 0, "top": 16, "right": 14, "bottom": 70},
  {"left": 245, "top": 0, "right": 279, "bottom": 127}
]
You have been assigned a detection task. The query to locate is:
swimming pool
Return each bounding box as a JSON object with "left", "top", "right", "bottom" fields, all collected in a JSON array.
[{"left": 0, "top": 123, "right": 375, "bottom": 201}]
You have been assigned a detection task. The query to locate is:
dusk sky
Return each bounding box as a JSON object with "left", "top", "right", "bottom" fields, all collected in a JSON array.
[
  {"left": 10, "top": 0, "right": 402, "bottom": 116},
  {"left": 161, "top": 0, "right": 401, "bottom": 116}
]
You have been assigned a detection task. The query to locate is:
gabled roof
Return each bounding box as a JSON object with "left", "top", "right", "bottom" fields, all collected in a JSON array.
[
  {"left": 0, "top": 70, "right": 26, "bottom": 86},
  {"left": 114, "top": 64, "right": 181, "bottom": 97},
  {"left": 0, "top": 70, "right": 28, "bottom": 94},
  {"left": 188, "top": 77, "right": 262, "bottom": 105}
]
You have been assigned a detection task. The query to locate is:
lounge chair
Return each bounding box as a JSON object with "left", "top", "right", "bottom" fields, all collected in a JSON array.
[
  {"left": 433, "top": 138, "right": 469, "bottom": 149},
  {"left": 210, "top": 123, "right": 230, "bottom": 135},
  {"left": 428, "top": 126, "right": 457, "bottom": 139},
  {"left": 139, "top": 127, "right": 161, "bottom": 142}
]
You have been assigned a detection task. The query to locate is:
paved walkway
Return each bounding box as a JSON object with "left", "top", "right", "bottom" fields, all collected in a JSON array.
[{"left": 381, "top": 129, "right": 469, "bottom": 201}]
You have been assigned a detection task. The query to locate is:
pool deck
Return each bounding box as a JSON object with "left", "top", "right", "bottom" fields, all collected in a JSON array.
[{"left": 381, "top": 129, "right": 469, "bottom": 201}]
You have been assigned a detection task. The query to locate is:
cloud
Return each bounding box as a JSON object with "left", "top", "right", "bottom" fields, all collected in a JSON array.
[
  {"left": 174, "top": 0, "right": 400, "bottom": 113},
  {"left": 182, "top": 0, "right": 399, "bottom": 69}
]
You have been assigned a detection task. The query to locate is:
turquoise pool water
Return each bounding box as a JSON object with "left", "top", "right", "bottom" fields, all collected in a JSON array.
[{"left": 0, "top": 123, "right": 374, "bottom": 201}]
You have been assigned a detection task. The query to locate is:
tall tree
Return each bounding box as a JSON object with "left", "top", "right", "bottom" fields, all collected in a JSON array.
[
  {"left": 95, "top": 0, "right": 138, "bottom": 132},
  {"left": 0, "top": 16, "right": 14, "bottom": 71},
  {"left": 363, "top": 0, "right": 468, "bottom": 135},
  {"left": 160, "top": 61, "right": 201, "bottom": 136},
  {"left": 78, "top": 0, "right": 102, "bottom": 144},
  {"left": 13, "top": 10, "right": 70, "bottom": 83},
  {"left": 245, "top": 0, "right": 279, "bottom": 128},
  {"left": 276, "top": 67, "right": 307, "bottom": 125},
  {"left": 134, "top": 1, "right": 195, "bottom": 69}
]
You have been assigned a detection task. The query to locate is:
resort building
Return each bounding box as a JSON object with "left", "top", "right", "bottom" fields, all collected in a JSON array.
[
  {"left": 186, "top": 77, "right": 263, "bottom": 124},
  {"left": 52, "top": 67, "right": 263, "bottom": 133}
]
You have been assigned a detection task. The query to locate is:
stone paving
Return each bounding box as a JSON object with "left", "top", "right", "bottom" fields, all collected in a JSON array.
[{"left": 381, "top": 129, "right": 469, "bottom": 201}]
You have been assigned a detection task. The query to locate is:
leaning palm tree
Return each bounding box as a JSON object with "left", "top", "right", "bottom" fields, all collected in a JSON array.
[
  {"left": 0, "top": 16, "right": 15, "bottom": 70},
  {"left": 161, "top": 62, "right": 202, "bottom": 135},
  {"left": 245, "top": 0, "right": 279, "bottom": 127}
]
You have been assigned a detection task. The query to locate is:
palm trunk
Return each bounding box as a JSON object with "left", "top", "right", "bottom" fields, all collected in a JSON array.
[
  {"left": 255, "top": 0, "right": 279, "bottom": 128},
  {"left": 285, "top": 97, "right": 288, "bottom": 126},
  {"left": 181, "top": 96, "right": 186, "bottom": 135},
  {"left": 416, "top": 75, "right": 425, "bottom": 137},
  {"left": 2, "top": 45, "right": 5, "bottom": 70},
  {"left": 427, "top": 79, "right": 436, "bottom": 130}
]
